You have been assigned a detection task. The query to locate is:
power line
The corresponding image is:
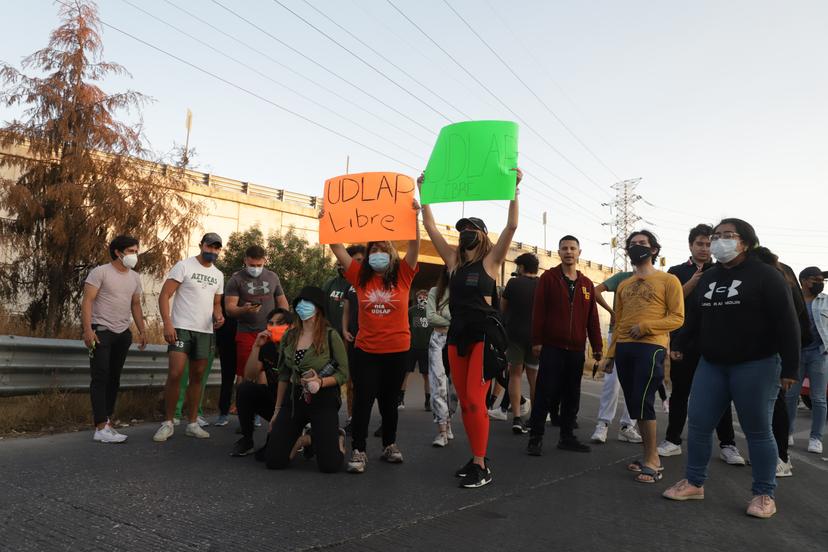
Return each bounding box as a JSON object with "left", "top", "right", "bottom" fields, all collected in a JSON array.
[
  {"left": 162, "top": 0, "right": 433, "bottom": 149},
  {"left": 386, "top": 0, "right": 610, "bottom": 198},
  {"left": 443, "top": 0, "right": 619, "bottom": 192},
  {"left": 271, "top": 0, "right": 454, "bottom": 123},
  {"left": 121, "top": 0, "right": 424, "bottom": 163},
  {"left": 100, "top": 19, "right": 419, "bottom": 171},
  {"left": 483, "top": 0, "right": 623, "bottom": 182},
  {"left": 209, "top": 0, "right": 436, "bottom": 137}
]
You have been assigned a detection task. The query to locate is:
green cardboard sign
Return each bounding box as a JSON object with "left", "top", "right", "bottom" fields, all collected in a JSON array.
[{"left": 421, "top": 120, "right": 519, "bottom": 205}]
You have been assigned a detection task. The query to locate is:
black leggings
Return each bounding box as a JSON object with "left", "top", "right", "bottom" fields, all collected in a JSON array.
[
  {"left": 351, "top": 348, "right": 408, "bottom": 451},
  {"left": 216, "top": 329, "right": 237, "bottom": 416},
  {"left": 772, "top": 389, "right": 790, "bottom": 463},
  {"left": 265, "top": 385, "right": 343, "bottom": 473},
  {"left": 236, "top": 381, "right": 275, "bottom": 443}
]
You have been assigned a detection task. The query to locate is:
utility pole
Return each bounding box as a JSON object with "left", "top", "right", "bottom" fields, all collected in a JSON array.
[
  {"left": 183, "top": 108, "right": 192, "bottom": 168},
  {"left": 542, "top": 211, "right": 548, "bottom": 251},
  {"left": 602, "top": 178, "right": 643, "bottom": 272},
  {"left": 345, "top": 155, "right": 350, "bottom": 174}
]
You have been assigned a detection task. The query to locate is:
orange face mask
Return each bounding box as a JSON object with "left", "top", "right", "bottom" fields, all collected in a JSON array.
[{"left": 269, "top": 324, "right": 289, "bottom": 343}]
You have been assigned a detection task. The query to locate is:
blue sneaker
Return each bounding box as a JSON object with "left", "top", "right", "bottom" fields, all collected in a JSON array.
[{"left": 214, "top": 415, "right": 230, "bottom": 427}]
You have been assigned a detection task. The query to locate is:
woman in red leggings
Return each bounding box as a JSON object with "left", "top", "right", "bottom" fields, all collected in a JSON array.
[{"left": 419, "top": 169, "right": 522, "bottom": 488}]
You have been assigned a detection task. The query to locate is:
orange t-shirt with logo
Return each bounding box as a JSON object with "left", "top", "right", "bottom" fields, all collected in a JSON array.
[{"left": 345, "top": 259, "right": 418, "bottom": 354}]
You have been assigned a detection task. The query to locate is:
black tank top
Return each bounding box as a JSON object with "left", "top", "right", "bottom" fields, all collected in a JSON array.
[{"left": 448, "top": 260, "right": 499, "bottom": 353}]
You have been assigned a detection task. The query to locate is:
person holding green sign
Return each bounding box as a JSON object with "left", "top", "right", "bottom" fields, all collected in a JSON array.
[{"left": 418, "top": 168, "right": 522, "bottom": 489}]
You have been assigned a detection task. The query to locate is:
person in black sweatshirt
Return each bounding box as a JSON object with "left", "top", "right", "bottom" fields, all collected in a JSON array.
[{"left": 663, "top": 218, "right": 800, "bottom": 520}]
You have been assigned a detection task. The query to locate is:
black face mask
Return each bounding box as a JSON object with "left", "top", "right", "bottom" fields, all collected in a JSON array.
[
  {"left": 627, "top": 244, "right": 653, "bottom": 265},
  {"left": 459, "top": 230, "right": 480, "bottom": 251},
  {"left": 810, "top": 282, "right": 825, "bottom": 295}
]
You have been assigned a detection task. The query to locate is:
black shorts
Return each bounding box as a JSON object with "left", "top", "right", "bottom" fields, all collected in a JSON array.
[
  {"left": 615, "top": 342, "right": 666, "bottom": 421},
  {"left": 408, "top": 347, "right": 429, "bottom": 374}
]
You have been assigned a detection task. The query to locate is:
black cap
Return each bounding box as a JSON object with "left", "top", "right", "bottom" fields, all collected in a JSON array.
[
  {"left": 455, "top": 217, "right": 488, "bottom": 234},
  {"left": 201, "top": 232, "right": 222, "bottom": 247},
  {"left": 799, "top": 266, "right": 828, "bottom": 280},
  {"left": 292, "top": 286, "right": 327, "bottom": 317}
]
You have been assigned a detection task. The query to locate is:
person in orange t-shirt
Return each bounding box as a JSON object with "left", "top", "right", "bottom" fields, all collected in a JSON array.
[{"left": 326, "top": 201, "right": 421, "bottom": 475}]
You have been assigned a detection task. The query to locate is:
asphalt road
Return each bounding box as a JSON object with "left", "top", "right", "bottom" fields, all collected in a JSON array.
[{"left": 1, "top": 378, "right": 826, "bottom": 552}]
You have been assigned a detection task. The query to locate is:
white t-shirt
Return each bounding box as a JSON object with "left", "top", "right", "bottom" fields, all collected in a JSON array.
[{"left": 166, "top": 257, "right": 224, "bottom": 334}]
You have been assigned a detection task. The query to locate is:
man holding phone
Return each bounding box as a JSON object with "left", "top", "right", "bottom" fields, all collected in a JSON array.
[{"left": 225, "top": 245, "right": 290, "bottom": 392}]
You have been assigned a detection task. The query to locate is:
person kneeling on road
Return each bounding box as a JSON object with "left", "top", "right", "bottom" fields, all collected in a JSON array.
[
  {"left": 265, "top": 287, "right": 349, "bottom": 473},
  {"left": 230, "top": 308, "right": 292, "bottom": 457}
]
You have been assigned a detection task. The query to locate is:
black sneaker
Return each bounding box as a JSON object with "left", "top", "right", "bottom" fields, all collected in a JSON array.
[
  {"left": 527, "top": 436, "right": 543, "bottom": 456},
  {"left": 459, "top": 463, "right": 493, "bottom": 488},
  {"left": 455, "top": 457, "right": 483, "bottom": 478},
  {"left": 557, "top": 437, "right": 591, "bottom": 453},
  {"left": 512, "top": 417, "right": 529, "bottom": 435},
  {"left": 230, "top": 437, "right": 254, "bottom": 457},
  {"left": 373, "top": 425, "right": 382, "bottom": 438}
]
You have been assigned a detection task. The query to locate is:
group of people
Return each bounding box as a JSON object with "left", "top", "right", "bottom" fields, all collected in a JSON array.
[{"left": 81, "top": 169, "right": 827, "bottom": 518}]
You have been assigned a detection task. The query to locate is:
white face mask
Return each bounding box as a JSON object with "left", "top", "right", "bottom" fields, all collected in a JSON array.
[
  {"left": 710, "top": 239, "right": 740, "bottom": 263},
  {"left": 246, "top": 266, "right": 263, "bottom": 278},
  {"left": 121, "top": 253, "right": 138, "bottom": 269}
]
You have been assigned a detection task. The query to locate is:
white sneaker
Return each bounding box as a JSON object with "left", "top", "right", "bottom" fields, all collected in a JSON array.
[
  {"left": 488, "top": 408, "right": 508, "bottom": 421},
  {"left": 590, "top": 422, "right": 608, "bottom": 444},
  {"left": 776, "top": 457, "right": 793, "bottom": 478},
  {"left": 520, "top": 398, "right": 531, "bottom": 417},
  {"left": 618, "top": 425, "right": 643, "bottom": 444},
  {"left": 662, "top": 398, "right": 670, "bottom": 414},
  {"left": 347, "top": 449, "right": 368, "bottom": 473},
  {"left": 93, "top": 425, "right": 127, "bottom": 444},
  {"left": 196, "top": 416, "right": 210, "bottom": 428},
  {"left": 153, "top": 421, "right": 174, "bottom": 442},
  {"left": 185, "top": 422, "right": 210, "bottom": 439},
  {"left": 807, "top": 438, "right": 823, "bottom": 454},
  {"left": 173, "top": 418, "right": 181, "bottom": 427},
  {"left": 788, "top": 435, "right": 794, "bottom": 446},
  {"left": 719, "top": 444, "right": 746, "bottom": 465},
  {"left": 657, "top": 440, "right": 682, "bottom": 457},
  {"left": 432, "top": 432, "right": 449, "bottom": 448},
  {"left": 446, "top": 424, "right": 454, "bottom": 440}
]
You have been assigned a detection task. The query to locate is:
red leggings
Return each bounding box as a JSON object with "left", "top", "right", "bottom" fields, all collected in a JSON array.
[{"left": 448, "top": 343, "right": 489, "bottom": 458}]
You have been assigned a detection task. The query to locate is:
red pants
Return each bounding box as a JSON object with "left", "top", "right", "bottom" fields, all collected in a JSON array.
[
  {"left": 448, "top": 343, "right": 489, "bottom": 458},
  {"left": 235, "top": 331, "right": 258, "bottom": 377}
]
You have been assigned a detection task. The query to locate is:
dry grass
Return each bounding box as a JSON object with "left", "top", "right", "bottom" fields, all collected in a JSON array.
[{"left": 0, "top": 387, "right": 221, "bottom": 437}]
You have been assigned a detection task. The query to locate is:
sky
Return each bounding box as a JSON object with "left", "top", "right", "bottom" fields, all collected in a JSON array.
[{"left": 2, "top": 0, "right": 827, "bottom": 274}]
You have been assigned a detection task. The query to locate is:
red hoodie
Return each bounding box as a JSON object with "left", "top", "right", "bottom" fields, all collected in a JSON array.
[{"left": 531, "top": 265, "right": 603, "bottom": 353}]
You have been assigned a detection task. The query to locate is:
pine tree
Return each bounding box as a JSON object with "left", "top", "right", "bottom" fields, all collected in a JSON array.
[{"left": 0, "top": 1, "right": 202, "bottom": 333}]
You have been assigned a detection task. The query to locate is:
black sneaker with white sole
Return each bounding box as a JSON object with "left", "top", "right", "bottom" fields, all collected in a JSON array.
[
  {"left": 557, "top": 437, "right": 591, "bottom": 453},
  {"left": 512, "top": 417, "right": 529, "bottom": 435},
  {"left": 455, "top": 457, "right": 490, "bottom": 478},
  {"left": 230, "top": 437, "right": 254, "bottom": 457},
  {"left": 459, "top": 463, "right": 492, "bottom": 488},
  {"left": 527, "top": 436, "right": 543, "bottom": 456}
]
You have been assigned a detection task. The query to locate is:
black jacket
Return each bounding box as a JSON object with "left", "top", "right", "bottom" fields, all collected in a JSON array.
[{"left": 676, "top": 256, "right": 800, "bottom": 379}]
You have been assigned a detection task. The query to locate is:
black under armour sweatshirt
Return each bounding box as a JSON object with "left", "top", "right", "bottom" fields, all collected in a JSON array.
[{"left": 676, "top": 256, "right": 800, "bottom": 379}]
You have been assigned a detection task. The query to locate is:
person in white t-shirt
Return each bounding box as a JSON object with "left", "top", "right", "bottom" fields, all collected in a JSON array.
[
  {"left": 82, "top": 235, "right": 147, "bottom": 444},
  {"left": 154, "top": 233, "right": 225, "bottom": 442}
]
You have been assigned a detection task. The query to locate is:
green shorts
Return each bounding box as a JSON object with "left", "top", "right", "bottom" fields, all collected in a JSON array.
[
  {"left": 506, "top": 341, "right": 539, "bottom": 368},
  {"left": 168, "top": 329, "right": 214, "bottom": 360}
]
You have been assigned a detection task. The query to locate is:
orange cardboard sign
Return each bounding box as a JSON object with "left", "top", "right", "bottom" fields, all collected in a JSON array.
[{"left": 319, "top": 172, "right": 417, "bottom": 244}]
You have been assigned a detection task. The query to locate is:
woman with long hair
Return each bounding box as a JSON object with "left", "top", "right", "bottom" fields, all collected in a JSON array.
[
  {"left": 325, "top": 201, "right": 421, "bottom": 474},
  {"left": 419, "top": 168, "right": 522, "bottom": 488},
  {"left": 663, "top": 218, "right": 800, "bottom": 518},
  {"left": 264, "top": 286, "right": 349, "bottom": 473}
]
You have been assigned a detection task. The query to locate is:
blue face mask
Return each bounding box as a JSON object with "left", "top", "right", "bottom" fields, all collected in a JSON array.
[
  {"left": 201, "top": 251, "right": 218, "bottom": 263},
  {"left": 368, "top": 252, "right": 390, "bottom": 272},
  {"left": 295, "top": 300, "right": 317, "bottom": 321}
]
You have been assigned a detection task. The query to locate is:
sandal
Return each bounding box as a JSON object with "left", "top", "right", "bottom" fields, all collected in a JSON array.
[
  {"left": 628, "top": 460, "right": 665, "bottom": 473},
  {"left": 635, "top": 466, "right": 663, "bottom": 484}
]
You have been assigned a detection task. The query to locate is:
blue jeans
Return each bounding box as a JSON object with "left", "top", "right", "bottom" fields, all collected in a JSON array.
[
  {"left": 785, "top": 347, "right": 828, "bottom": 441},
  {"left": 686, "top": 356, "right": 780, "bottom": 497}
]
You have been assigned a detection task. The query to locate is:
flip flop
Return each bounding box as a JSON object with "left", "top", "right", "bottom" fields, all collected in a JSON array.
[
  {"left": 628, "top": 460, "right": 665, "bottom": 473},
  {"left": 635, "top": 466, "right": 664, "bottom": 484}
]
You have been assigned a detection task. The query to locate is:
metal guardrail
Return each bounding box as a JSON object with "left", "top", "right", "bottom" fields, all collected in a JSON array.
[{"left": 0, "top": 335, "right": 220, "bottom": 396}]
